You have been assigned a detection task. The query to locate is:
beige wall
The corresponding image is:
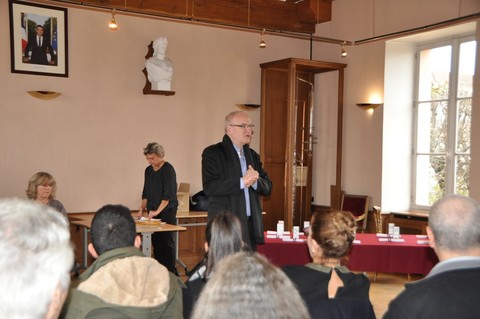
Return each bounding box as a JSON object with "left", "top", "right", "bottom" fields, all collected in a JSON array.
[{"left": 1, "top": 0, "right": 478, "bottom": 212}]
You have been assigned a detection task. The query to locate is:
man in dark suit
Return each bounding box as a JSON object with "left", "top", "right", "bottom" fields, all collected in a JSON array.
[
  {"left": 23, "top": 25, "right": 56, "bottom": 65},
  {"left": 384, "top": 194, "right": 480, "bottom": 319},
  {"left": 202, "top": 111, "right": 272, "bottom": 250}
]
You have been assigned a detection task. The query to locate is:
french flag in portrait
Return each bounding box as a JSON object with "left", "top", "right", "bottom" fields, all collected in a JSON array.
[{"left": 21, "top": 12, "right": 28, "bottom": 53}]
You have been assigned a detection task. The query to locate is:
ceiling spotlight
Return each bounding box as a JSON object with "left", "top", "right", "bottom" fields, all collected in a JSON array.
[
  {"left": 108, "top": 8, "right": 118, "bottom": 31},
  {"left": 259, "top": 29, "right": 266, "bottom": 48},
  {"left": 341, "top": 41, "right": 347, "bottom": 58}
]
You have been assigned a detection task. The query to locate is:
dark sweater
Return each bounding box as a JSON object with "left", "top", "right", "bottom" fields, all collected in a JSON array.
[{"left": 283, "top": 264, "right": 375, "bottom": 319}]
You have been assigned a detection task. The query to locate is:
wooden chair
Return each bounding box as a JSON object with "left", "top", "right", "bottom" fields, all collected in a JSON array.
[
  {"left": 340, "top": 194, "right": 369, "bottom": 233},
  {"left": 372, "top": 205, "right": 382, "bottom": 282},
  {"left": 372, "top": 206, "right": 383, "bottom": 233}
]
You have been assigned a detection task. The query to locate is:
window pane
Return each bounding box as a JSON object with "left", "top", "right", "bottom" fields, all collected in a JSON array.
[
  {"left": 416, "top": 101, "right": 447, "bottom": 153},
  {"left": 456, "top": 99, "right": 471, "bottom": 153},
  {"left": 415, "top": 155, "right": 446, "bottom": 206},
  {"left": 455, "top": 155, "right": 470, "bottom": 196},
  {"left": 418, "top": 46, "right": 451, "bottom": 101},
  {"left": 458, "top": 41, "right": 476, "bottom": 98}
]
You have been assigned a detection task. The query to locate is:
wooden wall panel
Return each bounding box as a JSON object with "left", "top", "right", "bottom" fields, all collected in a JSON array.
[
  {"left": 66, "top": 0, "right": 332, "bottom": 33},
  {"left": 193, "top": 0, "right": 249, "bottom": 26}
]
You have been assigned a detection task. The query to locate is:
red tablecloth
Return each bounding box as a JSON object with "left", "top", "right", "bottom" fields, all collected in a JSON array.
[{"left": 257, "top": 233, "right": 439, "bottom": 275}]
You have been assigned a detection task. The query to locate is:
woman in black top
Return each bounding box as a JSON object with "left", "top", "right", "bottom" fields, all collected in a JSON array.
[
  {"left": 137, "top": 142, "right": 178, "bottom": 273},
  {"left": 283, "top": 210, "right": 375, "bottom": 319}
]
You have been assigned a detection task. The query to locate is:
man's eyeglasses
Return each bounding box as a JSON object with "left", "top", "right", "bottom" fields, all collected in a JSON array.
[{"left": 229, "top": 124, "right": 255, "bottom": 130}]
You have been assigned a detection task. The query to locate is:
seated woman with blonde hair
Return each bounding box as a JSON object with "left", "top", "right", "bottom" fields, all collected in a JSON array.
[
  {"left": 26, "top": 171, "right": 67, "bottom": 216},
  {"left": 283, "top": 210, "right": 375, "bottom": 319}
]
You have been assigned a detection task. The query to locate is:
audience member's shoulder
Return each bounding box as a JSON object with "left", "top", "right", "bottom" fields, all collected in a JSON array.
[{"left": 282, "top": 265, "right": 312, "bottom": 277}]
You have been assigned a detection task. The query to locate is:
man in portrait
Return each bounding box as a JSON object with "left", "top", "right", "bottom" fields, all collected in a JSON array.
[{"left": 23, "top": 24, "right": 56, "bottom": 65}]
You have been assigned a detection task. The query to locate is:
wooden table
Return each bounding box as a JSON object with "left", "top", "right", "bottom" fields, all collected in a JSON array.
[
  {"left": 257, "top": 233, "right": 439, "bottom": 276},
  {"left": 175, "top": 211, "right": 208, "bottom": 273},
  {"left": 388, "top": 211, "right": 429, "bottom": 234},
  {"left": 71, "top": 214, "right": 186, "bottom": 269}
]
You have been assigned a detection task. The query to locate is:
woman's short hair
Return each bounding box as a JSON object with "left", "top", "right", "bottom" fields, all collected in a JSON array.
[
  {"left": 143, "top": 142, "right": 165, "bottom": 158},
  {"left": 191, "top": 251, "right": 310, "bottom": 319},
  {"left": 310, "top": 210, "right": 357, "bottom": 260},
  {"left": 26, "top": 171, "right": 57, "bottom": 200},
  {"left": 205, "top": 211, "right": 243, "bottom": 277}
]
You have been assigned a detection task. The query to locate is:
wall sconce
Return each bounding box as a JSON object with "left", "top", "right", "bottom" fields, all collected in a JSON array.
[
  {"left": 27, "top": 91, "right": 61, "bottom": 100},
  {"left": 236, "top": 103, "right": 261, "bottom": 110},
  {"left": 108, "top": 8, "right": 118, "bottom": 30},
  {"left": 356, "top": 103, "right": 383, "bottom": 111},
  {"left": 341, "top": 41, "right": 347, "bottom": 58},
  {"left": 259, "top": 29, "right": 266, "bottom": 48}
]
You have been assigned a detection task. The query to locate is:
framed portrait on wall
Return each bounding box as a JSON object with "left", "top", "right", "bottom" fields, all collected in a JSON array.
[{"left": 9, "top": 0, "right": 68, "bottom": 77}]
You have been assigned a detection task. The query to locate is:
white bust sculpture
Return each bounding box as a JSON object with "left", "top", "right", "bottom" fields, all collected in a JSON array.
[{"left": 145, "top": 37, "right": 173, "bottom": 91}]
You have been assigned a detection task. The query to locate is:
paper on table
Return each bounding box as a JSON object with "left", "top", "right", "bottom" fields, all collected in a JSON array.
[
  {"left": 266, "top": 230, "right": 292, "bottom": 235},
  {"left": 417, "top": 240, "right": 430, "bottom": 245},
  {"left": 135, "top": 217, "right": 164, "bottom": 225},
  {"left": 266, "top": 234, "right": 277, "bottom": 239},
  {"left": 378, "top": 238, "right": 405, "bottom": 242},
  {"left": 416, "top": 235, "right": 428, "bottom": 239},
  {"left": 353, "top": 239, "right": 361, "bottom": 244},
  {"left": 282, "top": 238, "right": 305, "bottom": 242},
  {"left": 376, "top": 233, "right": 388, "bottom": 237}
]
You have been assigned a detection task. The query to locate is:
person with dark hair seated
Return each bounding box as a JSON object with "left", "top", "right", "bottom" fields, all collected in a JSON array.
[
  {"left": 61, "top": 204, "right": 183, "bottom": 319},
  {"left": 283, "top": 210, "right": 375, "bottom": 319},
  {"left": 183, "top": 211, "right": 244, "bottom": 318}
]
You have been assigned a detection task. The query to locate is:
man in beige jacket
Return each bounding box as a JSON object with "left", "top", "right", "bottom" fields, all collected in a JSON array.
[{"left": 61, "top": 204, "right": 183, "bottom": 318}]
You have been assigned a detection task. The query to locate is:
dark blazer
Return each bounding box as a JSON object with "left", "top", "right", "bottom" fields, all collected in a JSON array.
[
  {"left": 24, "top": 37, "right": 55, "bottom": 65},
  {"left": 202, "top": 135, "right": 272, "bottom": 247},
  {"left": 383, "top": 267, "right": 480, "bottom": 319}
]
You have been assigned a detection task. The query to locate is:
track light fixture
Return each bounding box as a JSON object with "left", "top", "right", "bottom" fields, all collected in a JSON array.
[
  {"left": 108, "top": 8, "right": 118, "bottom": 31},
  {"left": 341, "top": 41, "right": 347, "bottom": 58},
  {"left": 259, "top": 29, "right": 266, "bottom": 48}
]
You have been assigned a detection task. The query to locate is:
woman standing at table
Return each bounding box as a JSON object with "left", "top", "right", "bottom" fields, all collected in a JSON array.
[
  {"left": 282, "top": 210, "right": 375, "bottom": 319},
  {"left": 138, "top": 142, "right": 178, "bottom": 273},
  {"left": 26, "top": 171, "right": 67, "bottom": 217}
]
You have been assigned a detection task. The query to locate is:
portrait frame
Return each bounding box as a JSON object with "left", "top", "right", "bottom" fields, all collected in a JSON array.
[{"left": 9, "top": 0, "right": 68, "bottom": 77}]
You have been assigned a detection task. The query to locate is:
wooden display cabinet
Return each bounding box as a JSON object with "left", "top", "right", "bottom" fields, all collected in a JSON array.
[{"left": 260, "top": 58, "right": 346, "bottom": 232}]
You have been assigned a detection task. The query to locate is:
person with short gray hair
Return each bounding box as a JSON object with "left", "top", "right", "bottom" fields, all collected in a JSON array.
[
  {"left": 191, "top": 251, "right": 310, "bottom": 319},
  {"left": 384, "top": 194, "right": 480, "bottom": 318},
  {"left": 202, "top": 111, "right": 272, "bottom": 250},
  {"left": 0, "top": 198, "right": 73, "bottom": 319},
  {"left": 138, "top": 142, "right": 178, "bottom": 273}
]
